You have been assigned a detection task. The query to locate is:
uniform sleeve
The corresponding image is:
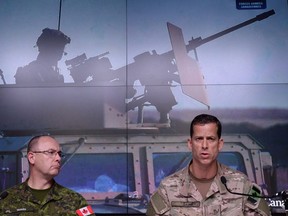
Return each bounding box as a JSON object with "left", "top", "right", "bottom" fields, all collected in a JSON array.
[
  {"left": 146, "top": 184, "right": 170, "bottom": 216},
  {"left": 74, "top": 193, "right": 89, "bottom": 209},
  {"left": 244, "top": 198, "right": 271, "bottom": 216},
  {"left": 243, "top": 181, "right": 271, "bottom": 216}
]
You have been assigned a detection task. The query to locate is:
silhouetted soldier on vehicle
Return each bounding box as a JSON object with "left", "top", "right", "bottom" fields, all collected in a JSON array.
[{"left": 14, "top": 28, "right": 71, "bottom": 84}]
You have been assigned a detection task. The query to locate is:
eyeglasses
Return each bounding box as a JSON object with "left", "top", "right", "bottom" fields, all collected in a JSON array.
[{"left": 31, "top": 150, "right": 65, "bottom": 158}]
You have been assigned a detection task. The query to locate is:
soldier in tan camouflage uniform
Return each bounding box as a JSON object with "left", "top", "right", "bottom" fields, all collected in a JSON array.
[
  {"left": 0, "top": 135, "right": 94, "bottom": 215},
  {"left": 146, "top": 114, "right": 271, "bottom": 216}
]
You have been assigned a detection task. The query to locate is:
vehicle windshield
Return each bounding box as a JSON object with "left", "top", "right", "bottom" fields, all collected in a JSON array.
[
  {"left": 0, "top": 153, "right": 18, "bottom": 192},
  {"left": 153, "top": 152, "right": 246, "bottom": 187},
  {"left": 56, "top": 153, "right": 135, "bottom": 193}
]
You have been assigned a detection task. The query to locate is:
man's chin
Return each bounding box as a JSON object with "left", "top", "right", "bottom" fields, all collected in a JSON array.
[
  {"left": 50, "top": 169, "right": 60, "bottom": 176},
  {"left": 199, "top": 158, "right": 214, "bottom": 165}
]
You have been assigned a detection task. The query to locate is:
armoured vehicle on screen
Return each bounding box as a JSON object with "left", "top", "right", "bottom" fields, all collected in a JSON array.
[
  {"left": 0, "top": 133, "right": 286, "bottom": 215},
  {"left": 0, "top": 8, "right": 286, "bottom": 216}
]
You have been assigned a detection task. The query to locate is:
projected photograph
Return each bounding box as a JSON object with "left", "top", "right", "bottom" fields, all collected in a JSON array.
[{"left": 0, "top": 0, "right": 287, "bottom": 215}]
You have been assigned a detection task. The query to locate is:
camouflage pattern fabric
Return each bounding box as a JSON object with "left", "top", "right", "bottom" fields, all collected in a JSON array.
[
  {"left": 146, "top": 162, "right": 271, "bottom": 216},
  {"left": 0, "top": 180, "right": 89, "bottom": 215}
]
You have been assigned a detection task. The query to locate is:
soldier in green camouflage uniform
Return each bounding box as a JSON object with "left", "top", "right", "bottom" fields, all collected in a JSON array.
[
  {"left": 146, "top": 114, "right": 271, "bottom": 216},
  {"left": 0, "top": 179, "right": 89, "bottom": 215},
  {"left": 0, "top": 135, "right": 94, "bottom": 216}
]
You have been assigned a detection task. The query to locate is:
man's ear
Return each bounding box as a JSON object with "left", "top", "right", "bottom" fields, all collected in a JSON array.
[
  {"left": 187, "top": 138, "right": 192, "bottom": 151},
  {"left": 27, "top": 152, "right": 35, "bottom": 164},
  {"left": 218, "top": 138, "right": 224, "bottom": 151}
]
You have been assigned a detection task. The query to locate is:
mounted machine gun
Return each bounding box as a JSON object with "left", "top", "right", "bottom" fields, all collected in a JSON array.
[{"left": 66, "top": 10, "right": 275, "bottom": 125}]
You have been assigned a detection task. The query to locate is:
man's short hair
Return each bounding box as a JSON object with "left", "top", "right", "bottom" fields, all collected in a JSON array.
[
  {"left": 190, "top": 114, "right": 222, "bottom": 138},
  {"left": 27, "top": 134, "right": 51, "bottom": 152}
]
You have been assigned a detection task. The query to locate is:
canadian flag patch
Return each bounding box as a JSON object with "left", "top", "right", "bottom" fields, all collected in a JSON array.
[{"left": 76, "top": 205, "right": 94, "bottom": 216}]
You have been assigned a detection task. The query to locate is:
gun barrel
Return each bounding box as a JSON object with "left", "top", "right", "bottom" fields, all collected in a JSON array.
[
  {"left": 115, "top": 9, "right": 275, "bottom": 85},
  {"left": 186, "top": 9, "right": 275, "bottom": 51},
  {"left": 96, "top": 51, "right": 110, "bottom": 59},
  {"left": 256, "top": 9, "right": 275, "bottom": 21}
]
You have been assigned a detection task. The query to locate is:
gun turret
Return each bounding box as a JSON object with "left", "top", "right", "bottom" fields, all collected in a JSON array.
[
  {"left": 65, "top": 10, "right": 275, "bottom": 125},
  {"left": 118, "top": 10, "right": 275, "bottom": 125}
]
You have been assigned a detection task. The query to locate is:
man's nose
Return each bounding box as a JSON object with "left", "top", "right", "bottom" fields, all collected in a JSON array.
[
  {"left": 55, "top": 152, "right": 61, "bottom": 161},
  {"left": 202, "top": 139, "right": 208, "bottom": 149}
]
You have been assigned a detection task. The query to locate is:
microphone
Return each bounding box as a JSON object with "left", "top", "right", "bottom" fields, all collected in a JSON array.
[
  {"left": 0, "top": 191, "right": 8, "bottom": 200},
  {"left": 220, "top": 176, "right": 279, "bottom": 199}
]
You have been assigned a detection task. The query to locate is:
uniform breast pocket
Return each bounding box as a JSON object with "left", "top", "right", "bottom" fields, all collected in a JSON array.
[
  {"left": 204, "top": 204, "right": 221, "bottom": 216},
  {"left": 220, "top": 197, "right": 244, "bottom": 215},
  {"left": 170, "top": 206, "right": 203, "bottom": 216}
]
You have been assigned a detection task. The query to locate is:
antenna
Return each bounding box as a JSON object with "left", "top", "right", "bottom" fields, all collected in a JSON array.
[{"left": 58, "top": 0, "right": 62, "bottom": 30}]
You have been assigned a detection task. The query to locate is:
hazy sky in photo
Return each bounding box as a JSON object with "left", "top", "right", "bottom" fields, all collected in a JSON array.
[{"left": 0, "top": 0, "right": 287, "bottom": 109}]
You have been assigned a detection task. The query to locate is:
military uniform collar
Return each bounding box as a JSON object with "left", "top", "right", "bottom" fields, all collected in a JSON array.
[
  {"left": 214, "top": 163, "right": 229, "bottom": 195},
  {"left": 179, "top": 161, "right": 228, "bottom": 199},
  {"left": 19, "top": 179, "right": 35, "bottom": 201},
  {"left": 45, "top": 180, "right": 62, "bottom": 201},
  {"left": 179, "top": 160, "right": 202, "bottom": 200},
  {"left": 22, "top": 179, "right": 62, "bottom": 203}
]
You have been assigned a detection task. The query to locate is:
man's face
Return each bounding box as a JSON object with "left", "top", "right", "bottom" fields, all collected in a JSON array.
[
  {"left": 29, "top": 136, "right": 62, "bottom": 178},
  {"left": 188, "top": 123, "right": 223, "bottom": 166},
  {"left": 38, "top": 44, "right": 66, "bottom": 64}
]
